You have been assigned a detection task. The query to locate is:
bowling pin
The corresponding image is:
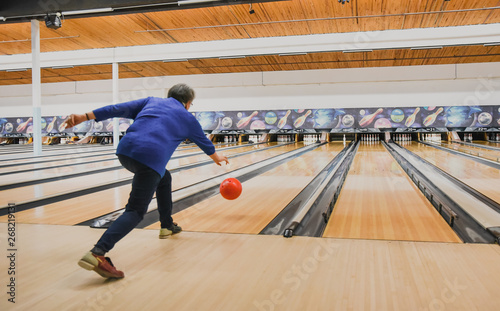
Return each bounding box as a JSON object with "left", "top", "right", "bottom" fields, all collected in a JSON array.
[
  {"left": 294, "top": 110, "right": 312, "bottom": 128},
  {"left": 278, "top": 110, "right": 291, "bottom": 129},
  {"left": 237, "top": 111, "right": 259, "bottom": 129},
  {"left": 359, "top": 108, "right": 384, "bottom": 127},
  {"left": 405, "top": 108, "right": 420, "bottom": 127},
  {"left": 423, "top": 108, "right": 444, "bottom": 127}
]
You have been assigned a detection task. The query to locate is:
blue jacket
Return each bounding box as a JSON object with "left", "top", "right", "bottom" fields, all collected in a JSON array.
[{"left": 93, "top": 97, "right": 215, "bottom": 177}]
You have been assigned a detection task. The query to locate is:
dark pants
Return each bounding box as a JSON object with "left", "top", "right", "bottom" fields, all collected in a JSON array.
[{"left": 94, "top": 154, "right": 173, "bottom": 253}]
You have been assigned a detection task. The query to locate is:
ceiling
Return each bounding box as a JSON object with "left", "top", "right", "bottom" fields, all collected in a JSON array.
[{"left": 1, "top": 0, "right": 500, "bottom": 85}]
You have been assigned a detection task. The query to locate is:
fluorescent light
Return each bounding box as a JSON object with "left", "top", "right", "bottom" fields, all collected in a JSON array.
[
  {"left": 178, "top": 0, "right": 221, "bottom": 5},
  {"left": 51, "top": 65, "right": 74, "bottom": 69},
  {"left": 342, "top": 49, "right": 373, "bottom": 53},
  {"left": 484, "top": 42, "right": 500, "bottom": 47},
  {"left": 410, "top": 46, "right": 443, "bottom": 50},
  {"left": 278, "top": 52, "right": 308, "bottom": 56},
  {"left": 219, "top": 56, "right": 246, "bottom": 59},
  {"left": 62, "top": 8, "right": 114, "bottom": 16},
  {"left": 6, "top": 68, "right": 28, "bottom": 72},
  {"left": 163, "top": 58, "right": 189, "bottom": 62}
]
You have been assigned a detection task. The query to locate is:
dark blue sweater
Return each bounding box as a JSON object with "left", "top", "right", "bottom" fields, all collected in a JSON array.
[{"left": 93, "top": 97, "right": 215, "bottom": 177}]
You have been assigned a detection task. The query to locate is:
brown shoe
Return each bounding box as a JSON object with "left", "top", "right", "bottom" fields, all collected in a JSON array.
[{"left": 78, "top": 251, "right": 125, "bottom": 278}]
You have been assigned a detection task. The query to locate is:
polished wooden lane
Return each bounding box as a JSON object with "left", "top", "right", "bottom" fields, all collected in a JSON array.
[
  {"left": 406, "top": 142, "right": 500, "bottom": 206},
  {"left": 146, "top": 142, "right": 346, "bottom": 234},
  {"left": 437, "top": 141, "right": 500, "bottom": 162},
  {"left": 0, "top": 141, "right": 233, "bottom": 166},
  {"left": 0, "top": 143, "right": 254, "bottom": 184},
  {"left": 0, "top": 143, "right": 269, "bottom": 207},
  {"left": 0, "top": 169, "right": 133, "bottom": 208},
  {"left": 0, "top": 143, "right": 299, "bottom": 225},
  {"left": 323, "top": 142, "right": 461, "bottom": 243},
  {"left": 0, "top": 144, "right": 114, "bottom": 157},
  {"left": 0, "top": 153, "right": 117, "bottom": 175},
  {"left": 1, "top": 223, "right": 499, "bottom": 311},
  {"left": 0, "top": 145, "right": 115, "bottom": 163},
  {"left": 473, "top": 141, "right": 500, "bottom": 148},
  {"left": 0, "top": 158, "right": 120, "bottom": 184}
]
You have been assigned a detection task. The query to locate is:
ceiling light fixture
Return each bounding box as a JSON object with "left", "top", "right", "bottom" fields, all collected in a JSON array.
[
  {"left": 278, "top": 52, "right": 308, "bottom": 56},
  {"left": 163, "top": 58, "right": 189, "bottom": 62},
  {"left": 410, "top": 46, "right": 443, "bottom": 50},
  {"left": 62, "top": 8, "right": 114, "bottom": 16},
  {"left": 178, "top": 0, "right": 221, "bottom": 6},
  {"left": 6, "top": 68, "right": 28, "bottom": 72},
  {"left": 51, "top": 65, "right": 74, "bottom": 69},
  {"left": 343, "top": 49, "right": 373, "bottom": 53},
  {"left": 219, "top": 56, "right": 246, "bottom": 59}
]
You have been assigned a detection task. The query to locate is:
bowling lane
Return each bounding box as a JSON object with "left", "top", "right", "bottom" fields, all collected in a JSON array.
[
  {"left": 0, "top": 142, "right": 233, "bottom": 169},
  {"left": 0, "top": 169, "right": 134, "bottom": 207},
  {"left": 0, "top": 146, "right": 115, "bottom": 163},
  {"left": 474, "top": 141, "right": 500, "bottom": 148},
  {"left": 0, "top": 154, "right": 118, "bottom": 177},
  {"left": 0, "top": 143, "right": 301, "bottom": 225},
  {"left": 0, "top": 143, "right": 258, "bottom": 184},
  {"left": 0, "top": 143, "right": 276, "bottom": 207},
  {"left": 0, "top": 143, "right": 113, "bottom": 156},
  {"left": 405, "top": 142, "right": 500, "bottom": 206},
  {"left": 436, "top": 141, "right": 500, "bottom": 162},
  {"left": 145, "top": 142, "right": 347, "bottom": 234},
  {"left": 323, "top": 142, "right": 461, "bottom": 243}
]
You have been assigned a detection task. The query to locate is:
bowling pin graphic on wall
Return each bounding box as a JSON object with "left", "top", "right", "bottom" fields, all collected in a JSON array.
[
  {"left": 405, "top": 107, "right": 420, "bottom": 127},
  {"left": 278, "top": 110, "right": 291, "bottom": 129},
  {"left": 293, "top": 110, "right": 312, "bottom": 128},
  {"left": 423, "top": 107, "right": 443, "bottom": 127},
  {"left": 46, "top": 116, "right": 57, "bottom": 133},
  {"left": 237, "top": 111, "right": 258, "bottom": 129},
  {"left": 16, "top": 117, "right": 32, "bottom": 133},
  {"left": 359, "top": 108, "right": 383, "bottom": 127}
]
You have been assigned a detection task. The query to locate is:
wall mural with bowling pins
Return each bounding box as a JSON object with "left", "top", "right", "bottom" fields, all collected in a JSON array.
[
  {"left": 0, "top": 116, "right": 133, "bottom": 137},
  {"left": 196, "top": 105, "right": 500, "bottom": 132},
  {"left": 1, "top": 105, "right": 500, "bottom": 136}
]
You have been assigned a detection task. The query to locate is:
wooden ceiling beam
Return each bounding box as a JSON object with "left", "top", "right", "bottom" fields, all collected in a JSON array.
[{"left": 1, "top": 23, "right": 499, "bottom": 71}]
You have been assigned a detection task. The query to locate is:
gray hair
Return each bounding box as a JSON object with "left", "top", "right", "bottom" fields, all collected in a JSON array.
[{"left": 167, "top": 83, "right": 195, "bottom": 106}]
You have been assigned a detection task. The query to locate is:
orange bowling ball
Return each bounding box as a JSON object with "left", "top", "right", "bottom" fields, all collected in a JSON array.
[{"left": 220, "top": 178, "right": 242, "bottom": 200}]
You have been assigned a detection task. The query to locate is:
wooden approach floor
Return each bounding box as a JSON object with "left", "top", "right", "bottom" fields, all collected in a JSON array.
[{"left": 1, "top": 223, "right": 500, "bottom": 311}]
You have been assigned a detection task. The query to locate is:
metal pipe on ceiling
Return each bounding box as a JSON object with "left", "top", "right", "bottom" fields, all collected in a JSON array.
[{"left": 135, "top": 6, "right": 500, "bottom": 33}]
